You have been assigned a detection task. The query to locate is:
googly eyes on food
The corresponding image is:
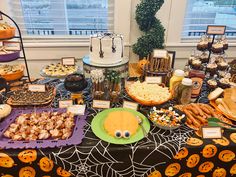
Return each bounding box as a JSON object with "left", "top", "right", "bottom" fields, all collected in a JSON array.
[
  {"left": 115, "top": 130, "right": 122, "bottom": 138},
  {"left": 123, "top": 131, "right": 131, "bottom": 139}
]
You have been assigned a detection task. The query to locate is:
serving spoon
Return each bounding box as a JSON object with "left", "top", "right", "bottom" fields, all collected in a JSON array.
[{"left": 136, "top": 116, "right": 148, "bottom": 138}]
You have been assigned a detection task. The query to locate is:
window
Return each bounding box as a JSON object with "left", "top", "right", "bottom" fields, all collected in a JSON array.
[
  {"left": 9, "top": 0, "right": 114, "bottom": 36},
  {"left": 182, "top": 0, "right": 236, "bottom": 39}
]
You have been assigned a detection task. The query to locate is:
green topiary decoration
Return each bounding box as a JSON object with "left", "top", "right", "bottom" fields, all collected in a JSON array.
[{"left": 133, "top": 0, "right": 165, "bottom": 59}]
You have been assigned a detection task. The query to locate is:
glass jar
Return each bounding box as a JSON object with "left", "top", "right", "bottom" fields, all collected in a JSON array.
[{"left": 177, "top": 78, "right": 193, "bottom": 105}]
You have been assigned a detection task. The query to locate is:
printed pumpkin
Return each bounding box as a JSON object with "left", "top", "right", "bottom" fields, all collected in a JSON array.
[
  {"left": 196, "top": 175, "right": 205, "bottom": 177},
  {"left": 19, "top": 166, "right": 36, "bottom": 177},
  {"left": 0, "top": 152, "right": 15, "bottom": 168},
  {"left": 1, "top": 175, "right": 14, "bottom": 177},
  {"left": 39, "top": 157, "right": 54, "bottom": 172},
  {"left": 202, "top": 144, "right": 217, "bottom": 158},
  {"left": 218, "top": 150, "right": 235, "bottom": 162},
  {"left": 178, "top": 172, "right": 192, "bottom": 177},
  {"left": 57, "top": 167, "right": 71, "bottom": 177},
  {"left": 187, "top": 138, "right": 203, "bottom": 146},
  {"left": 186, "top": 154, "right": 200, "bottom": 168},
  {"left": 212, "top": 168, "right": 227, "bottom": 177},
  {"left": 165, "top": 163, "right": 181, "bottom": 177},
  {"left": 230, "top": 163, "right": 236, "bottom": 175},
  {"left": 174, "top": 147, "right": 189, "bottom": 160},
  {"left": 148, "top": 170, "right": 162, "bottom": 177},
  {"left": 18, "top": 149, "right": 37, "bottom": 164},
  {"left": 230, "top": 133, "right": 236, "bottom": 143},
  {"left": 198, "top": 161, "right": 214, "bottom": 173},
  {"left": 213, "top": 137, "right": 230, "bottom": 146}
]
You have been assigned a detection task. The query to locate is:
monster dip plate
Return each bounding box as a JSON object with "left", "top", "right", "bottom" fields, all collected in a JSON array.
[{"left": 91, "top": 108, "right": 150, "bottom": 144}]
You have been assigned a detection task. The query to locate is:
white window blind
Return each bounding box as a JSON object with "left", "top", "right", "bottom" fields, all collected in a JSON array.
[
  {"left": 9, "top": 0, "right": 114, "bottom": 36},
  {"left": 182, "top": 0, "right": 236, "bottom": 39}
]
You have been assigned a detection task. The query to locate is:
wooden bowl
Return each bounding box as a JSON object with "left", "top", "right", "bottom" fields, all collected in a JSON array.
[{"left": 0, "top": 27, "right": 15, "bottom": 39}]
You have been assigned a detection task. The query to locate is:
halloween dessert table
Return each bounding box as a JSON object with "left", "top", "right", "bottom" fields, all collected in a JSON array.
[{"left": 0, "top": 78, "right": 235, "bottom": 177}]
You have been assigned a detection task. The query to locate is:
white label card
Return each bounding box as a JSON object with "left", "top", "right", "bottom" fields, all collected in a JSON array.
[
  {"left": 207, "top": 25, "right": 226, "bottom": 35},
  {"left": 153, "top": 49, "right": 168, "bottom": 58},
  {"left": 28, "top": 84, "right": 46, "bottom": 92},
  {"left": 93, "top": 100, "right": 110, "bottom": 109},
  {"left": 3, "top": 41, "right": 21, "bottom": 51},
  {"left": 145, "top": 77, "right": 162, "bottom": 84},
  {"left": 202, "top": 127, "right": 222, "bottom": 139},
  {"left": 62, "top": 57, "right": 75, "bottom": 66},
  {"left": 67, "top": 105, "right": 86, "bottom": 115},
  {"left": 59, "top": 100, "right": 73, "bottom": 108},
  {"left": 123, "top": 101, "right": 138, "bottom": 110}
]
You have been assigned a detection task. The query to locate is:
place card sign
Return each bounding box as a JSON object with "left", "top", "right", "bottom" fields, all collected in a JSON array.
[
  {"left": 202, "top": 127, "right": 222, "bottom": 139},
  {"left": 28, "top": 84, "right": 46, "bottom": 92},
  {"left": 145, "top": 76, "right": 162, "bottom": 84},
  {"left": 59, "top": 100, "right": 73, "bottom": 108},
  {"left": 3, "top": 41, "right": 21, "bottom": 51},
  {"left": 123, "top": 101, "right": 138, "bottom": 110},
  {"left": 93, "top": 100, "right": 110, "bottom": 109},
  {"left": 62, "top": 57, "right": 75, "bottom": 66},
  {"left": 67, "top": 105, "right": 86, "bottom": 115},
  {"left": 207, "top": 25, "right": 226, "bottom": 35},
  {"left": 153, "top": 49, "right": 168, "bottom": 58}
]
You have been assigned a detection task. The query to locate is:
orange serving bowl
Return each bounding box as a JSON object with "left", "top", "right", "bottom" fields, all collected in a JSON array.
[
  {"left": 0, "top": 27, "right": 15, "bottom": 39},
  {"left": 0, "top": 65, "right": 24, "bottom": 81}
]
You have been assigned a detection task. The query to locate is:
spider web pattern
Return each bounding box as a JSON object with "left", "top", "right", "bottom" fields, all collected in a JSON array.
[{"left": 40, "top": 103, "right": 193, "bottom": 177}]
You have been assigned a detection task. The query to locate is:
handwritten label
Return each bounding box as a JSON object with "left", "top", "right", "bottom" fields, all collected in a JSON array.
[
  {"left": 123, "top": 101, "right": 138, "bottom": 110},
  {"left": 3, "top": 41, "right": 21, "bottom": 51},
  {"left": 59, "top": 100, "right": 73, "bottom": 108},
  {"left": 145, "top": 77, "right": 162, "bottom": 84},
  {"left": 93, "top": 100, "right": 110, "bottom": 109},
  {"left": 207, "top": 25, "right": 226, "bottom": 35},
  {"left": 202, "top": 127, "right": 222, "bottom": 139},
  {"left": 153, "top": 49, "right": 168, "bottom": 58},
  {"left": 28, "top": 84, "right": 46, "bottom": 92},
  {"left": 67, "top": 105, "right": 86, "bottom": 115},
  {"left": 62, "top": 57, "right": 75, "bottom": 66}
]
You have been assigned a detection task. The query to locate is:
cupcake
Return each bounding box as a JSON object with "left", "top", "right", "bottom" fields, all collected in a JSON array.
[
  {"left": 197, "top": 41, "right": 208, "bottom": 51},
  {"left": 206, "top": 63, "right": 217, "bottom": 76},
  {"left": 207, "top": 79, "right": 218, "bottom": 89},
  {"left": 188, "top": 56, "right": 196, "bottom": 66},
  {"left": 218, "top": 78, "right": 231, "bottom": 89},
  {"left": 200, "top": 52, "right": 209, "bottom": 63},
  {"left": 217, "top": 61, "right": 228, "bottom": 71},
  {"left": 211, "top": 42, "right": 224, "bottom": 54},
  {"left": 192, "top": 59, "right": 202, "bottom": 70},
  {"left": 223, "top": 41, "right": 228, "bottom": 50}
]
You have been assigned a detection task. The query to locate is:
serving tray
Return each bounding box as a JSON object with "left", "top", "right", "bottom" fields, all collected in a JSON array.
[{"left": 0, "top": 108, "right": 87, "bottom": 149}]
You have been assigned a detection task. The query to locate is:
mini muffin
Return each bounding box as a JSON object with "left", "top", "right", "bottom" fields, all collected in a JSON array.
[
  {"left": 211, "top": 42, "right": 224, "bottom": 54},
  {"left": 217, "top": 61, "right": 228, "bottom": 71},
  {"left": 200, "top": 52, "right": 209, "bottom": 63},
  {"left": 192, "top": 59, "right": 202, "bottom": 70},
  {"left": 188, "top": 56, "right": 196, "bottom": 66},
  {"left": 207, "top": 79, "right": 217, "bottom": 89},
  {"left": 223, "top": 41, "right": 228, "bottom": 50},
  {"left": 218, "top": 78, "right": 231, "bottom": 89},
  {"left": 206, "top": 63, "right": 217, "bottom": 76},
  {"left": 197, "top": 41, "right": 208, "bottom": 51}
]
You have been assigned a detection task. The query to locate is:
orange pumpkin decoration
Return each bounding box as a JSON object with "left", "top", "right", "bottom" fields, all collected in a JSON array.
[
  {"left": 178, "top": 172, "right": 192, "bottom": 177},
  {"left": 218, "top": 150, "right": 235, "bottom": 162},
  {"left": 212, "top": 168, "right": 227, "bottom": 177},
  {"left": 165, "top": 163, "right": 181, "bottom": 177},
  {"left": 0, "top": 152, "right": 15, "bottom": 168},
  {"left": 230, "top": 133, "right": 236, "bottom": 143},
  {"left": 187, "top": 138, "right": 203, "bottom": 146},
  {"left": 198, "top": 161, "right": 214, "bottom": 173},
  {"left": 196, "top": 175, "right": 205, "bottom": 177},
  {"left": 213, "top": 137, "right": 230, "bottom": 146},
  {"left": 39, "top": 157, "right": 54, "bottom": 172},
  {"left": 1, "top": 175, "right": 14, "bottom": 177},
  {"left": 19, "top": 166, "right": 36, "bottom": 177},
  {"left": 174, "top": 148, "right": 189, "bottom": 160},
  {"left": 57, "top": 167, "right": 71, "bottom": 177},
  {"left": 18, "top": 149, "right": 37, "bottom": 164},
  {"left": 202, "top": 144, "right": 217, "bottom": 158},
  {"left": 230, "top": 163, "right": 236, "bottom": 175},
  {"left": 148, "top": 170, "right": 162, "bottom": 177},
  {"left": 186, "top": 154, "right": 200, "bottom": 168}
]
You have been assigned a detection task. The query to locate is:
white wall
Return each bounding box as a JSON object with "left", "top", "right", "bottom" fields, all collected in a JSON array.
[{"left": 1, "top": 0, "right": 236, "bottom": 77}]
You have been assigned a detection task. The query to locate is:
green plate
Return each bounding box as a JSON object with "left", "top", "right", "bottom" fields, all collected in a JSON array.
[{"left": 91, "top": 108, "right": 151, "bottom": 144}]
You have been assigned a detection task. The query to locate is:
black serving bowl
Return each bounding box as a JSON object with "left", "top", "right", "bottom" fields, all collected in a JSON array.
[{"left": 64, "top": 73, "right": 88, "bottom": 93}]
